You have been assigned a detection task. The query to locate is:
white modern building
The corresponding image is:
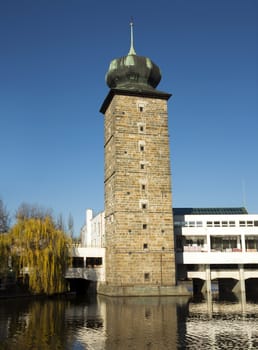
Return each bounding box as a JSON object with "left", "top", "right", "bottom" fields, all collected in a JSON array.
[
  {"left": 174, "top": 208, "right": 258, "bottom": 266},
  {"left": 174, "top": 207, "right": 258, "bottom": 296},
  {"left": 80, "top": 209, "right": 105, "bottom": 248}
]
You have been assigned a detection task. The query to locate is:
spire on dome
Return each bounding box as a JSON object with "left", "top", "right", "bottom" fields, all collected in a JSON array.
[
  {"left": 128, "top": 18, "right": 136, "bottom": 55},
  {"left": 105, "top": 21, "right": 162, "bottom": 91}
]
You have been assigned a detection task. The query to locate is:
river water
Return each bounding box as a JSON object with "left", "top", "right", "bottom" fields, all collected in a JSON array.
[{"left": 0, "top": 294, "right": 258, "bottom": 350}]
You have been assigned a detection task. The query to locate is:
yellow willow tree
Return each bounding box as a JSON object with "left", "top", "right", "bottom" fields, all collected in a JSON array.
[{"left": 2, "top": 216, "right": 72, "bottom": 295}]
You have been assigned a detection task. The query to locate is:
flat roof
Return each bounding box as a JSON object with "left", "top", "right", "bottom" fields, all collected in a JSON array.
[{"left": 173, "top": 207, "right": 248, "bottom": 215}]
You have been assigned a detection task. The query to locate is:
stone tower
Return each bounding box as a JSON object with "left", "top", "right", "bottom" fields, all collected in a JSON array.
[{"left": 99, "top": 23, "right": 176, "bottom": 296}]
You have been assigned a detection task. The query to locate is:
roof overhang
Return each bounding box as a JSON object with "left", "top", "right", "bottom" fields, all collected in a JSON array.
[{"left": 100, "top": 88, "right": 171, "bottom": 114}]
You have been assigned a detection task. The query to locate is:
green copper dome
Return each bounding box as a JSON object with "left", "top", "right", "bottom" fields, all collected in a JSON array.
[{"left": 105, "top": 22, "right": 162, "bottom": 91}]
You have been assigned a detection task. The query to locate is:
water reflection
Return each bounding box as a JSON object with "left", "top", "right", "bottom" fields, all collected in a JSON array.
[
  {"left": 100, "top": 296, "right": 189, "bottom": 350},
  {"left": 0, "top": 298, "right": 70, "bottom": 350},
  {"left": 0, "top": 294, "right": 258, "bottom": 349}
]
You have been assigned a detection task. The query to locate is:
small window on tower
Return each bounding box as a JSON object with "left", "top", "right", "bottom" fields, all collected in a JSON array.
[
  {"left": 142, "top": 184, "right": 146, "bottom": 190},
  {"left": 139, "top": 141, "right": 145, "bottom": 152},
  {"left": 144, "top": 273, "right": 150, "bottom": 281},
  {"left": 143, "top": 224, "right": 147, "bottom": 229},
  {"left": 140, "top": 199, "right": 148, "bottom": 210},
  {"left": 138, "top": 123, "right": 145, "bottom": 133},
  {"left": 140, "top": 163, "right": 145, "bottom": 170},
  {"left": 138, "top": 103, "right": 145, "bottom": 112},
  {"left": 143, "top": 243, "right": 148, "bottom": 249}
]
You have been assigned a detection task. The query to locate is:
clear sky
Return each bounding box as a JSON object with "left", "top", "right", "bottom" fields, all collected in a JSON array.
[{"left": 0, "top": 0, "right": 257, "bottom": 235}]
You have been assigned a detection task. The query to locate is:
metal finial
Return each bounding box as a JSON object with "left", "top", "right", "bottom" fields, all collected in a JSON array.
[{"left": 128, "top": 18, "right": 136, "bottom": 55}]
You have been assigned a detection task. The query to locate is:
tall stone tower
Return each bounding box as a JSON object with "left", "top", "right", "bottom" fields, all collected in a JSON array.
[{"left": 99, "top": 23, "right": 176, "bottom": 296}]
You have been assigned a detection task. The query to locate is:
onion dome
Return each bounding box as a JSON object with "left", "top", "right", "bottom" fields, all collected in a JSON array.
[{"left": 105, "top": 22, "right": 162, "bottom": 92}]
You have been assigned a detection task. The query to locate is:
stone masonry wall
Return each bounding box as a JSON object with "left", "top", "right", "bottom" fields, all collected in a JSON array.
[{"left": 104, "top": 93, "right": 176, "bottom": 287}]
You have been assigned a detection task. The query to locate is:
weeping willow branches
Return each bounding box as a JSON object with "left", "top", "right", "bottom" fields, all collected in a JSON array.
[{"left": 0, "top": 216, "right": 72, "bottom": 295}]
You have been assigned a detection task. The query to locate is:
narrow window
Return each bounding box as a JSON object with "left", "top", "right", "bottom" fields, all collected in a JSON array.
[
  {"left": 138, "top": 102, "right": 145, "bottom": 112},
  {"left": 143, "top": 243, "right": 148, "bottom": 249},
  {"left": 144, "top": 273, "right": 150, "bottom": 281},
  {"left": 139, "top": 141, "right": 145, "bottom": 152},
  {"left": 142, "top": 203, "right": 147, "bottom": 209},
  {"left": 143, "top": 224, "right": 147, "bottom": 229},
  {"left": 142, "top": 184, "right": 146, "bottom": 190},
  {"left": 138, "top": 123, "right": 145, "bottom": 133},
  {"left": 140, "top": 163, "right": 145, "bottom": 169}
]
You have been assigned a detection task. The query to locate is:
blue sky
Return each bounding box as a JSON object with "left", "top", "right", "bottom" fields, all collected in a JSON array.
[{"left": 0, "top": 0, "right": 257, "bottom": 235}]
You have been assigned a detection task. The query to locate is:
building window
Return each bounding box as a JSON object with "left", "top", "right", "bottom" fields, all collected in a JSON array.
[
  {"left": 211, "top": 236, "right": 240, "bottom": 252},
  {"left": 142, "top": 184, "right": 146, "bottom": 190},
  {"left": 196, "top": 221, "right": 203, "bottom": 227},
  {"left": 222, "top": 221, "right": 228, "bottom": 227},
  {"left": 174, "top": 221, "right": 186, "bottom": 227},
  {"left": 178, "top": 236, "right": 207, "bottom": 252},
  {"left": 143, "top": 224, "right": 147, "bottom": 229},
  {"left": 143, "top": 243, "right": 148, "bottom": 249},
  {"left": 138, "top": 123, "right": 145, "bottom": 133},
  {"left": 86, "top": 257, "right": 103, "bottom": 267},
  {"left": 72, "top": 257, "right": 84, "bottom": 268},
  {"left": 139, "top": 141, "right": 145, "bottom": 152},
  {"left": 144, "top": 273, "right": 150, "bottom": 281},
  {"left": 214, "top": 221, "right": 220, "bottom": 227},
  {"left": 140, "top": 199, "right": 148, "bottom": 210},
  {"left": 229, "top": 221, "right": 235, "bottom": 227},
  {"left": 140, "top": 163, "right": 145, "bottom": 169},
  {"left": 246, "top": 236, "right": 258, "bottom": 252},
  {"left": 207, "top": 221, "right": 213, "bottom": 227},
  {"left": 138, "top": 103, "right": 145, "bottom": 112},
  {"left": 239, "top": 221, "right": 246, "bottom": 227}
]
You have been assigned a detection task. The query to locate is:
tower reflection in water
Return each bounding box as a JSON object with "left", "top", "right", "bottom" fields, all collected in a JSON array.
[{"left": 1, "top": 294, "right": 258, "bottom": 349}]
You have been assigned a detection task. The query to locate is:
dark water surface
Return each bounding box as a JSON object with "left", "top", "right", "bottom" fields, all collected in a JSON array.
[{"left": 0, "top": 294, "right": 258, "bottom": 349}]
